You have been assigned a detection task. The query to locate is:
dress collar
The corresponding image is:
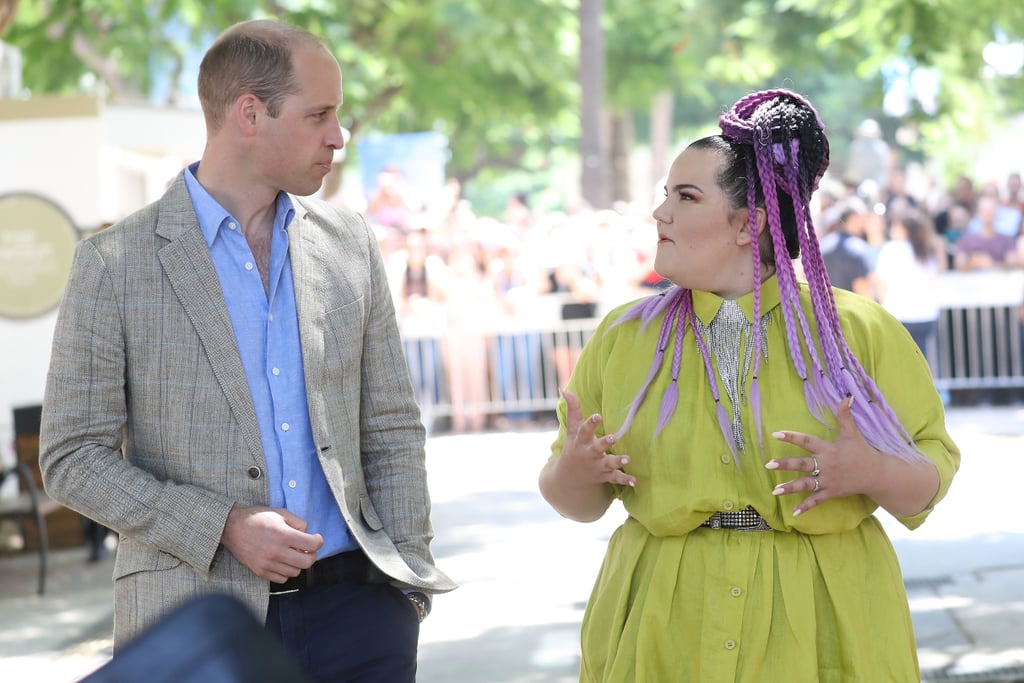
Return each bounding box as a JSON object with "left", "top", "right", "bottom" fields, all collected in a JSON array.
[{"left": 690, "top": 274, "right": 783, "bottom": 326}]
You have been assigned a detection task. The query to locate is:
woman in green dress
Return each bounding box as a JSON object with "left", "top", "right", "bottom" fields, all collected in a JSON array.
[{"left": 539, "top": 89, "right": 959, "bottom": 682}]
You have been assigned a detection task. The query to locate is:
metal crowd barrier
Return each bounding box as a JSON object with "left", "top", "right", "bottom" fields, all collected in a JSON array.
[{"left": 400, "top": 272, "right": 1024, "bottom": 425}]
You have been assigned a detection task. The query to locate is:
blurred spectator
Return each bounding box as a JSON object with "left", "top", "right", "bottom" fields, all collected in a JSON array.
[
  {"left": 966, "top": 180, "right": 1022, "bottom": 237},
  {"left": 367, "top": 166, "right": 418, "bottom": 232},
  {"left": 389, "top": 229, "right": 447, "bottom": 432},
  {"left": 933, "top": 175, "right": 977, "bottom": 238},
  {"left": 873, "top": 211, "right": 946, "bottom": 373},
  {"left": 882, "top": 166, "right": 920, "bottom": 219},
  {"left": 820, "top": 202, "right": 875, "bottom": 299},
  {"left": 437, "top": 237, "right": 494, "bottom": 432},
  {"left": 1006, "top": 171, "right": 1024, "bottom": 214},
  {"left": 954, "top": 196, "right": 1019, "bottom": 270},
  {"left": 844, "top": 118, "right": 891, "bottom": 189}
]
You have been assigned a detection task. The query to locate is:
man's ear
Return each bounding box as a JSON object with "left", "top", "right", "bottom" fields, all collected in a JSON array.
[
  {"left": 735, "top": 207, "right": 768, "bottom": 246},
  {"left": 232, "top": 94, "right": 261, "bottom": 135}
]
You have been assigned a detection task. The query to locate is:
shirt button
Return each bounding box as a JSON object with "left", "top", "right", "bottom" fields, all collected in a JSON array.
[
  {"left": 730, "top": 586, "right": 742, "bottom": 597},
  {"left": 272, "top": 367, "right": 280, "bottom": 376},
  {"left": 269, "top": 314, "right": 274, "bottom": 322},
  {"left": 281, "top": 422, "right": 290, "bottom": 432},
  {"left": 247, "top": 466, "right": 262, "bottom": 480},
  {"left": 245, "top": 262, "right": 254, "bottom": 271},
  {"left": 288, "top": 480, "right": 297, "bottom": 489},
  {"left": 723, "top": 500, "right": 735, "bottom": 511},
  {"left": 725, "top": 639, "right": 736, "bottom": 650},
  {"left": 228, "top": 222, "right": 237, "bottom": 230},
  {"left": 720, "top": 454, "right": 731, "bottom": 464}
]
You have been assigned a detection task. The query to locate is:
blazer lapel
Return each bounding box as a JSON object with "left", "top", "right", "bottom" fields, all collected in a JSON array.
[
  {"left": 287, "top": 201, "right": 331, "bottom": 441},
  {"left": 155, "top": 176, "right": 264, "bottom": 466}
]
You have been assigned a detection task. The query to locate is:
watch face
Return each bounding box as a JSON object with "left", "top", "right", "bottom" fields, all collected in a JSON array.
[{"left": 0, "top": 193, "right": 79, "bottom": 319}]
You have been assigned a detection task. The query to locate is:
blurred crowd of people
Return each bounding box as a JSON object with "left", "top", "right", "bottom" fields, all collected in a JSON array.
[{"left": 356, "top": 154, "right": 1024, "bottom": 433}]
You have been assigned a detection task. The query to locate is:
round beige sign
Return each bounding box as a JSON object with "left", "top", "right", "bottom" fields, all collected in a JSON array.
[{"left": 0, "top": 193, "right": 79, "bottom": 319}]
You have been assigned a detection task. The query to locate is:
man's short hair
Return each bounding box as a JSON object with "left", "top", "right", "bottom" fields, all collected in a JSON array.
[{"left": 197, "top": 20, "right": 326, "bottom": 131}]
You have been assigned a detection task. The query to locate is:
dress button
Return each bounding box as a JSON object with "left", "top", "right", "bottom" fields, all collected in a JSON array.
[
  {"left": 720, "top": 454, "right": 731, "bottom": 464},
  {"left": 247, "top": 466, "right": 262, "bottom": 480},
  {"left": 723, "top": 500, "right": 735, "bottom": 511},
  {"left": 725, "top": 639, "right": 736, "bottom": 650},
  {"left": 730, "top": 586, "right": 742, "bottom": 597}
]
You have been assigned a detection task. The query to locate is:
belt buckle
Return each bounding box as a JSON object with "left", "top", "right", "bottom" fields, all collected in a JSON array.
[
  {"left": 709, "top": 513, "right": 723, "bottom": 530},
  {"left": 736, "top": 517, "right": 771, "bottom": 532}
]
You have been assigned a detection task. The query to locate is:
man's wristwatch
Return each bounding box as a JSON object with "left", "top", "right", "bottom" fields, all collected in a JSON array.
[{"left": 406, "top": 591, "right": 430, "bottom": 623}]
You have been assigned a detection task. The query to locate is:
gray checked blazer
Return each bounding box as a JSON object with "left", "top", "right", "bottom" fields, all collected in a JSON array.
[{"left": 39, "top": 173, "right": 456, "bottom": 645}]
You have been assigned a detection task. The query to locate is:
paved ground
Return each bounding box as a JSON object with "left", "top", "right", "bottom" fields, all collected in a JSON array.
[{"left": 1, "top": 405, "right": 1023, "bottom": 682}]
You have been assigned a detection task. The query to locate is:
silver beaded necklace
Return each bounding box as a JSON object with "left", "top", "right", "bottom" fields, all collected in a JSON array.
[{"left": 694, "top": 299, "right": 771, "bottom": 453}]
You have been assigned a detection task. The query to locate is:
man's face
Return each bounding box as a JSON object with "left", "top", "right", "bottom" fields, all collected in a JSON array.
[{"left": 259, "top": 46, "right": 345, "bottom": 197}]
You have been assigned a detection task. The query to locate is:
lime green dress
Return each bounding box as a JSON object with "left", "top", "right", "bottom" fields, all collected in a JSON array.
[{"left": 550, "top": 279, "right": 959, "bottom": 683}]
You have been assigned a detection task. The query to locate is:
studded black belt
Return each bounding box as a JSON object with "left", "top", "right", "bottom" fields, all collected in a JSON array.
[{"left": 701, "top": 506, "right": 772, "bottom": 531}]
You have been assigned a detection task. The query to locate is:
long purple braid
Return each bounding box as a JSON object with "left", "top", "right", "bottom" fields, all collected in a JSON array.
[{"left": 611, "top": 89, "right": 924, "bottom": 464}]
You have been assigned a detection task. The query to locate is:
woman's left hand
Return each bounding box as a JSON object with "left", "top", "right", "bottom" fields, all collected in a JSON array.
[{"left": 765, "top": 397, "right": 884, "bottom": 516}]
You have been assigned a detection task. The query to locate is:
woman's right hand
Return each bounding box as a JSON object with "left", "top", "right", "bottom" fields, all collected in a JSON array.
[
  {"left": 560, "top": 389, "right": 636, "bottom": 488},
  {"left": 538, "top": 390, "right": 634, "bottom": 522}
]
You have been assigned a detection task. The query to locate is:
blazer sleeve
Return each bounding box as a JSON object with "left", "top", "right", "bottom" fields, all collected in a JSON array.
[
  {"left": 39, "top": 237, "right": 233, "bottom": 577},
  {"left": 350, "top": 216, "right": 439, "bottom": 574}
]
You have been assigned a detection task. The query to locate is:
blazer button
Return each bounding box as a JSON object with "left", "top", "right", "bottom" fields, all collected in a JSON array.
[{"left": 247, "top": 466, "right": 263, "bottom": 480}]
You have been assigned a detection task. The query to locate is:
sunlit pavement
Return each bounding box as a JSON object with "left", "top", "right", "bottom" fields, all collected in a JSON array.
[{"left": 1, "top": 405, "right": 1023, "bottom": 682}]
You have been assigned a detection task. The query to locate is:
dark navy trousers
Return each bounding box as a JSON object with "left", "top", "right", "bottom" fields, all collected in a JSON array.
[{"left": 266, "top": 580, "right": 420, "bottom": 682}]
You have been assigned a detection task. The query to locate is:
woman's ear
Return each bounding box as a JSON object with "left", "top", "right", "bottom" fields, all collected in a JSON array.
[{"left": 734, "top": 207, "right": 768, "bottom": 246}]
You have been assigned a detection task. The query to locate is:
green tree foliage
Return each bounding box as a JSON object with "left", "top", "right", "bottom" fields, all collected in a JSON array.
[
  {"left": 8, "top": 0, "right": 577, "bottom": 184},
  {"left": 7, "top": 0, "right": 1024, "bottom": 200}
]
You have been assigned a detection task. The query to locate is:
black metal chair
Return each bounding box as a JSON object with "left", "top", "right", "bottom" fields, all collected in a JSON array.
[
  {"left": 0, "top": 404, "right": 57, "bottom": 595},
  {"left": 0, "top": 459, "right": 55, "bottom": 595}
]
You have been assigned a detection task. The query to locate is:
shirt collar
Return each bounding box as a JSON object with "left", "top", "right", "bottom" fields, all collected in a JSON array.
[
  {"left": 691, "top": 274, "right": 783, "bottom": 326},
  {"left": 183, "top": 162, "right": 296, "bottom": 247}
]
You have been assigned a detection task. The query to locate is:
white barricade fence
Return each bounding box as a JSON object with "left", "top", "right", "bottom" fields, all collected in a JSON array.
[
  {"left": 934, "top": 270, "right": 1024, "bottom": 390},
  {"left": 399, "top": 276, "right": 1024, "bottom": 425}
]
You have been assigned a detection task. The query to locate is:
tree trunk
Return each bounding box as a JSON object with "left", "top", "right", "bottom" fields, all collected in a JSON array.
[
  {"left": 578, "top": 0, "right": 609, "bottom": 209},
  {"left": 609, "top": 109, "right": 633, "bottom": 205},
  {"left": 649, "top": 91, "right": 674, "bottom": 197}
]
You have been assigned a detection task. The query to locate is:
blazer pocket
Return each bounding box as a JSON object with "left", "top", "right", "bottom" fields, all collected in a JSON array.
[
  {"left": 320, "top": 296, "right": 365, "bottom": 387},
  {"left": 359, "top": 495, "right": 384, "bottom": 531},
  {"left": 113, "top": 540, "right": 185, "bottom": 580}
]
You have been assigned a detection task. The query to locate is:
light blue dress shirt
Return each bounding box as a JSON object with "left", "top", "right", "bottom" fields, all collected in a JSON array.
[{"left": 183, "top": 164, "right": 355, "bottom": 558}]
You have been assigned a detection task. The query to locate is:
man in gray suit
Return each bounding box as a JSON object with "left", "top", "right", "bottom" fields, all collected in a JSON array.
[{"left": 39, "top": 19, "right": 454, "bottom": 682}]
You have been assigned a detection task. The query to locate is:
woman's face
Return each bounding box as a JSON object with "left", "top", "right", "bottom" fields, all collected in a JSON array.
[{"left": 651, "top": 146, "right": 755, "bottom": 298}]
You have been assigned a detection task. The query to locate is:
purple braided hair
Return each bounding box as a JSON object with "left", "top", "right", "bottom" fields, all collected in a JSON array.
[{"left": 612, "top": 89, "right": 924, "bottom": 464}]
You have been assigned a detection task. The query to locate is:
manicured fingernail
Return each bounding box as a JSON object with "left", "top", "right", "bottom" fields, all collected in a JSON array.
[
  {"left": 792, "top": 508, "right": 803, "bottom": 517},
  {"left": 765, "top": 460, "right": 779, "bottom": 469},
  {"left": 772, "top": 485, "right": 785, "bottom": 495},
  {"left": 771, "top": 431, "right": 786, "bottom": 439},
  {"left": 620, "top": 456, "right": 630, "bottom": 465},
  {"left": 591, "top": 414, "right": 601, "bottom": 423},
  {"left": 628, "top": 479, "right": 636, "bottom": 487}
]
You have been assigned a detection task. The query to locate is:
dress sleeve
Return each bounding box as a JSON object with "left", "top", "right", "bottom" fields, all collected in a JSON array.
[{"left": 840, "top": 295, "right": 960, "bottom": 530}]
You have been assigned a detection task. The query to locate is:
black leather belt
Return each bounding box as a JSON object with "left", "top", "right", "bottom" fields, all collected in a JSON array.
[
  {"left": 270, "top": 548, "right": 390, "bottom": 594},
  {"left": 701, "top": 506, "right": 772, "bottom": 531}
]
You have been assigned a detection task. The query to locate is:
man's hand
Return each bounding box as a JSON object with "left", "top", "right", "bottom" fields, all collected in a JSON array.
[{"left": 221, "top": 504, "right": 324, "bottom": 583}]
